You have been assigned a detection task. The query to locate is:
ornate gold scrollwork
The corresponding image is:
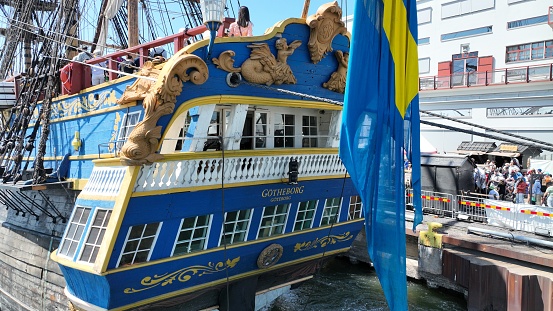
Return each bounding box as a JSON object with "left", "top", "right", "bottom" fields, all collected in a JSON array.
[
  {"left": 306, "top": 1, "right": 347, "bottom": 64},
  {"left": 117, "top": 54, "right": 208, "bottom": 166},
  {"left": 323, "top": 50, "right": 349, "bottom": 93},
  {"left": 213, "top": 38, "right": 302, "bottom": 86},
  {"left": 257, "top": 243, "right": 284, "bottom": 269},
  {"left": 124, "top": 257, "right": 240, "bottom": 294},
  {"left": 293, "top": 231, "right": 353, "bottom": 252}
]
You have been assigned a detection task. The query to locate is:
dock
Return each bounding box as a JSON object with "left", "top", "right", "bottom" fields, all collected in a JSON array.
[{"left": 348, "top": 209, "right": 553, "bottom": 310}]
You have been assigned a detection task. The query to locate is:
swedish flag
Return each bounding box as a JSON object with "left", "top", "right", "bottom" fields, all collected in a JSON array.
[{"left": 339, "top": 0, "right": 422, "bottom": 309}]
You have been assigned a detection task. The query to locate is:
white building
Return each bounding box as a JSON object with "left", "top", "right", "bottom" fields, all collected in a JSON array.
[{"left": 345, "top": 0, "right": 553, "bottom": 163}]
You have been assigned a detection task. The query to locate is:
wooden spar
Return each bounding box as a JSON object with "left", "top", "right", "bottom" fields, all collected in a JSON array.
[
  {"left": 91, "top": 0, "right": 109, "bottom": 52},
  {"left": 301, "top": 0, "right": 311, "bottom": 19},
  {"left": 128, "top": 0, "right": 139, "bottom": 47}
]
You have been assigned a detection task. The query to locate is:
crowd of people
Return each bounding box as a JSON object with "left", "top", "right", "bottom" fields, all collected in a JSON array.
[{"left": 474, "top": 159, "right": 553, "bottom": 207}]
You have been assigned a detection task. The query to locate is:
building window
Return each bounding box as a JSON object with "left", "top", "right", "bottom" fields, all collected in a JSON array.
[
  {"left": 220, "top": 209, "right": 252, "bottom": 245},
  {"left": 79, "top": 209, "right": 112, "bottom": 263},
  {"left": 421, "top": 109, "right": 472, "bottom": 119},
  {"left": 118, "top": 222, "right": 161, "bottom": 267},
  {"left": 348, "top": 196, "right": 363, "bottom": 220},
  {"left": 172, "top": 215, "right": 212, "bottom": 256},
  {"left": 506, "top": 40, "right": 553, "bottom": 63},
  {"left": 418, "top": 37, "right": 430, "bottom": 45},
  {"left": 507, "top": 15, "right": 548, "bottom": 29},
  {"left": 302, "top": 115, "right": 318, "bottom": 147},
  {"left": 118, "top": 112, "right": 141, "bottom": 149},
  {"left": 418, "top": 58, "right": 430, "bottom": 74},
  {"left": 274, "top": 113, "right": 295, "bottom": 148},
  {"left": 417, "top": 8, "right": 432, "bottom": 25},
  {"left": 441, "top": 26, "right": 492, "bottom": 41},
  {"left": 487, "top": 105, "right": 553, "bottom": 117},
  {"left": 294, "top": 200, "right": 318, "bottom": 231},
  {"left": 255, "top": 112, "right": 268, "bottom": 148},
  {"left": 258, "top": 204, "right": 289, "bottom": 238},
  {"left": 442, "top": 0, "right": 495, "bottom": 19},
  {"left": 321, "top": 198, "right": 341, "bottom": 226},
  {"left": 59, "top": 206, "right": 91, "bottom": 259}
]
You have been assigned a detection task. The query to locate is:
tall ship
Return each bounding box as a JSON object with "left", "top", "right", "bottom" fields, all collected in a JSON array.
[{"left": 0, "top": 1, "right": 364, "bottom": 310}]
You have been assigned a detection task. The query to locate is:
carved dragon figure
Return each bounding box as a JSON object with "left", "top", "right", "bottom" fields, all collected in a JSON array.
[
  {"left": 117, "top": 54, "right": 208, "bottom": 166},
  {"left": 213, "top": 38, "right": 302, "bottom": 86}
]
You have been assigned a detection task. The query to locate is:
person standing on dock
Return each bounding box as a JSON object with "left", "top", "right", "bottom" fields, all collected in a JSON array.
[
  {"left": 515, "top": 176, "right": 527, "bottom": 204},
  {"left": 544, "top": 181, "right": 553, "bottom": 207}
]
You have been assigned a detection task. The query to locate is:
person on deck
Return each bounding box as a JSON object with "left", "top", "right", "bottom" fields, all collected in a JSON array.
[
  {"left": 72, "top": 46, "right": 92, "bottom": 63},
  {"left": 228, "top": 6, "right": 253, "bottom": 37},
  {"left": 119, "top": 55, "right": 136, "bottom": 76},
  {"left": 91, "top": 50, "right": 107, "bottom": 86}
]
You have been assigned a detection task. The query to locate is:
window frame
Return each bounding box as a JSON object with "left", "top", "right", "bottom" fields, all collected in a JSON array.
[
  {"left": 117, "top": 111, "right": 141, "bottom": 149},
  {"left": 77, "top": 208, "right": 112, "bottom": 264},
  {"left": 320, "top": 197, "right": 342, "bottom": 226},
  {"left": 117, "top": 222, "right": 161, "bottom": 267},
  {"left": 58, "top": 206, "right": 92, "bottom": 260},
  {"left": 301, "top": 115, "right": 318, "bottom": 148},
  {"left": 273, "top": 113, "right": 296, "bottom": 148},
  {"left": 257, "top": 204, "right": 290, "bottom": 239},
  {"left": 172, "top": 215, "right": 212, "bottom": 256},
  {"left": 293, "top": 200, "right": 318, "bottom": 231},
  {"left": 219, "top": 209, "right": 253, "bottom": 246},
  {"left": 348, "top": 196, "right": 363, "bottom": 220}
]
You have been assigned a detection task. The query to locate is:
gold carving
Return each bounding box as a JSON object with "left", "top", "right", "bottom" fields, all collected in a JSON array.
[
  {"left": 213, "top": 38, "right": 302, "bottom": 86},
  {"left": 323, "top": 50, "right": 349, "bottom": 93},
  {"left": 257, "top": 244, "right": 283, "bottom": 269},
  {"left": 293, "top": 232, "right": 353, "bottom": 252},
  {"left": 306, "top": 1, "right": 347, "bottom": 64},
  {"left": 117, "top": 54, "right": 208, "bottom": 165},
  {"left": 117, "top": 61, "right": 162, "bottom": 104},
  {"left": 124, "top": 257, "right": 240, "bottom": 294}
]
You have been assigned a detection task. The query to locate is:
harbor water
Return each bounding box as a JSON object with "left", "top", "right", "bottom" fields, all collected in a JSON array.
[{"left": 269, "top": 257, "right": 467, "bottom": 311}]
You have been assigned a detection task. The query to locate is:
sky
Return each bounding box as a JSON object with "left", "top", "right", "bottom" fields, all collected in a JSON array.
[{"left": 232, "top": 0, "right": 355, "bottom": 36}]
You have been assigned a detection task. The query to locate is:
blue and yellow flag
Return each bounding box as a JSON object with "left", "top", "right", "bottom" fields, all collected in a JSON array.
[{"left": 339, "top": 0, "right": 422, "bottom": 309}]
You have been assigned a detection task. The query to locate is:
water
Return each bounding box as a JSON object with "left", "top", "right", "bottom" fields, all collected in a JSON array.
[{"left": 269, "top": 258, "right": 467, "bottom": 311}]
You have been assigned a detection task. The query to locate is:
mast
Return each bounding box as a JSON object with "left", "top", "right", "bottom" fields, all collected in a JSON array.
[
  {"left": 128, "top": 0, "right": 139, "bottom": 47},
  {"left": 301, "top": 0, "right": 311, "bottom": 19}
]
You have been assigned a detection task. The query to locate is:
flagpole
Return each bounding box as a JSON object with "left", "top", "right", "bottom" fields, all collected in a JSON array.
[{"left": 301, "top": 0, "right": 311, "bottom": 18}]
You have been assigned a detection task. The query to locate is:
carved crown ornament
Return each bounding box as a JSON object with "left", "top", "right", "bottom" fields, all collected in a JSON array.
[
  {"left": 213, "top": 38, "right": 302, "bottom": 86},
  {"left": 117, "top": 54, "right": 209, "bottom": 166},
  {"left": 306, "top": 1, "right": 347, "bottom": 64}
]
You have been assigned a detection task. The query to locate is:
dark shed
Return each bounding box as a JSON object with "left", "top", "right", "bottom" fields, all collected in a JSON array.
[{"left": 421, "top": 154, "right": 475, "bottom": 195}]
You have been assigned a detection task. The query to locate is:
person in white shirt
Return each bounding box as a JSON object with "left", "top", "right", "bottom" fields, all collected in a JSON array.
[{"left": 91, "top": 50, "right": 107, "bottom": 86}]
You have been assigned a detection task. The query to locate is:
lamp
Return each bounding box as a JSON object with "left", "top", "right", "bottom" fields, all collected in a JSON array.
[
  {"left": 200, "top": 0, "right": 227, "bottom": 59},
  {"left": 71, "top": 131, "right": 82, "bottom": 152},
  {"left": 288, "top": 158, "right": 298, "bottom": 184}
]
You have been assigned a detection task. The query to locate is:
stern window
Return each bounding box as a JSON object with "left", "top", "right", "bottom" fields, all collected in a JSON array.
[
  {"left": 258, "top": 204, "right": 289, "bottom": 238},
  {"left": 118, "top": 222, "right": 160, "bottom": 267},
  {"left": 294, "top": 200, "right": 318, "bottom": 231},
  {"left": 348, "top": 196, "right": 363, "bottom": 220},
  {"left": 79, "top": 209, "right": 112, "bottom": 263},
  {"left": 219, "top": 209, "right": 252, "bottom": 245},
  {"left": 302, "top": 115, "right": 318, "bottom": 147},
  {"left": 172, "top": 215, "right": 212, "bottom": 256},
  {"left": 59, "top": 206, "right": 91, "bottom": 259},
  {"left": 321, "top": 198, "right": 341, "bottom": 226},
  {"left": 274, "top": 113, "right": 295, "bottom": 148},
  {"left": 118, "top": 112, "right": 141, "bottom": 149}
]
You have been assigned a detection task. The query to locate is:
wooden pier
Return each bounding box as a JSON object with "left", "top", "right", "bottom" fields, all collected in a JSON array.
[{"left": 348, "top": 211, "right": 553, "bottom": 311}]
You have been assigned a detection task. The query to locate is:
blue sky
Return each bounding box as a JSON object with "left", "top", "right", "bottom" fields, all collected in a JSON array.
[{"left": 234, "top": 0, "right": 354, "bottom": 36}]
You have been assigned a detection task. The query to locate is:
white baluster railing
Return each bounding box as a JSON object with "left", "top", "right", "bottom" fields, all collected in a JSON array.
[
  {"left": 81, "top": 166, "right": 127, "bottom": 196},
  {"left": 133, "top": 153, "right": 346, "bottom": 193}
]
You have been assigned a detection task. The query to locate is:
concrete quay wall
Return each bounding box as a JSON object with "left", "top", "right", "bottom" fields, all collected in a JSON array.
[
  {"left": 348, "top": 220, "right": 553, "bottom": 311},
  {"left": 0, "top": 188, "right": 75, "bottom": 311}
]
